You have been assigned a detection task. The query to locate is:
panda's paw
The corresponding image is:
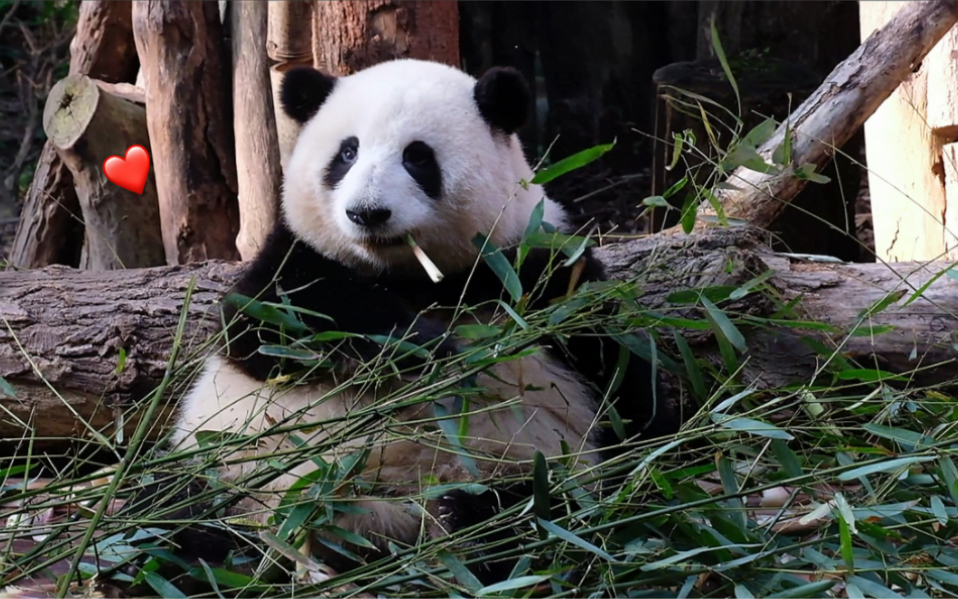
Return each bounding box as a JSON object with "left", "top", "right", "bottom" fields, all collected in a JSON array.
[
  {"left": 430, "top": 488, "right": 522, "bottom": 585},
  {"left": 431, "top": 489, "right": 495, "bottom": 536}
]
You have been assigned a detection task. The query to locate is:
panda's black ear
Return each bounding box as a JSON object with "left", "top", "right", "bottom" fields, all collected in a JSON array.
[
  {"left": 474, "top": 66, "right": 530, "bottom": 134},
  {"left": 280, "top": 67, "right": 338, "bottom": 124}
]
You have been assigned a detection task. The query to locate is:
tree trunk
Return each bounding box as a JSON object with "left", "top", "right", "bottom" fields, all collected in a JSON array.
[
  {"left": 231, "top": 0, "right": 282, "bottom": 261},
  {"left": 3, "top": 229, "right": 958, "bottom": 447},
  {"left": 10, "top": 0, "right": 139, "bottom": 270},
  {"left": 686, "top": 0, "right": 958, "bottom": 234},
  {"left": 68, "top": 0, "right": 139, "bottom": 82},
  {"left": 311, "top": 0, "right": 459, "bottom": 76},
  {"left": 132, "top": 0, "right": 240, "bottom": 265},
  {"left": 267, "top": 1, "right": 313, "bottom": 169},
  {"left": 41, "top": 76, "right": 165, "bottom": 270},
  {"left": 859, "top": 2, "right": 958, "bottom": 262}
]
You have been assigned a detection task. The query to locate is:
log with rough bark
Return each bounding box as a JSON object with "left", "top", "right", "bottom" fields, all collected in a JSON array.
[
  {"left": 231, "top": 0, "right": 282, "bottom": 261},
  {"left": 68, "top": 0, "right": 139, "bottom": 82},
  {"left": 132, "top": 1, "right": 241, "bottom": 265},
  {"left": 686, "top": 0, "right": 958, "bottom": 233},
  {"left": 267, "top": 1, "right": 313, "bottom": 169},
  {"left": 11, "top": 0, "right": 139, "bottom": 270},
  {"left": 42, "top": 75, "right": 165, "bottom": 270},
  {"left": 311, "top": 0, "right": 459, "bottom": 76},
  {"left": 3, "top": 229, "right": 958, "bottom": 447}
]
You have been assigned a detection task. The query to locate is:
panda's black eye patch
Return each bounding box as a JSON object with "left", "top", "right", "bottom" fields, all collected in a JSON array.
[
  {"left": 403, "top": 141, "right": 441, "bottom": 200},
  {"left": 324, "top": 136, "right": 359, "bottom": 188}
]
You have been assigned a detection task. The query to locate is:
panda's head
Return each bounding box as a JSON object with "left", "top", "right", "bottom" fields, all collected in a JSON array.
[{"left": 279, "top": 59, "right": 569, "bottom": 275}]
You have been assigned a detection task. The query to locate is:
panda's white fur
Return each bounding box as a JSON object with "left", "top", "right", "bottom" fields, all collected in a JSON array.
[{"left": 167, "top": 59, "right": 664, "bottom": 574}]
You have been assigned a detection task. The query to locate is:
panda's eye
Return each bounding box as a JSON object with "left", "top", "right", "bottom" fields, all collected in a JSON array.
[
  {"left": 338, "top": 138, "right": 359, "bottom": 163},
  {"left": 324, "top": 136, "right": 359, "bottom": 188},
  {"left": 403, "top": 141, "right": 435, "bottom": 167},
  {"left": 403, "top": 141, "right": 441, "bottom": 200}
]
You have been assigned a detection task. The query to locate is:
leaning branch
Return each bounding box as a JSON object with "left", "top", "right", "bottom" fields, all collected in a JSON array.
[{"left": 685, "top": 0, "right": 958, "bottom": 231}]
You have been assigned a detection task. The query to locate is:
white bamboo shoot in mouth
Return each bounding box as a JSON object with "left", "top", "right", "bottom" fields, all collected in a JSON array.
[{"left": 406, "top": 235, "right": 444, "bottom": 283}]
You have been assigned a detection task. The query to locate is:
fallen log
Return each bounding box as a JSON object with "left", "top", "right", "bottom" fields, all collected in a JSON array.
[
  {"left": 689, "top": 0, "right": 958, "bottom": 231},
  {"left": 2, "top": 229, "right": 957, "bottom": 449}
]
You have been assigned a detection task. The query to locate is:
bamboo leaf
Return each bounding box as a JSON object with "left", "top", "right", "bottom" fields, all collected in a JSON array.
[
  {"left": 0, "top": 375, "right": 15, "bottom": 399},
  {"left": 862, "top": 423, "right": 932, "bottom": 449},
  {"left": 477, "top": 575, "right": 551, "bottom": 596},
  {"left": 857, "top": 289, "right": 907, "bottom": 319},
  {"left": 845, "top": 575, "right": 897, "bottom": 599},
  {"left": 531, "top": 142, "right": 615, "bottom": 185},
  {"left": 473, "top": 233, "right": 522, "bottom": 302},
  {"left": 711, "top": 415, "right": 794, "bottom": 441},
  {"left": 523, "top": 198, "right": 545, "bottom": 239},
  {"left": 838, "top": 456, "right": 935, "bottom": 481},
  {"left": 438, "top": 550, "right": 483, "bottom": 593},
  {"left": 767, "top": 580, "right": 837, "bottom": 598},
  {"left": 537, "top": 518, "right": 618, "bottom": 563},
  {"left": 701, "top": 296, "right": 746, "bottom": 352},
  {"left": 742, "top": 117, "right": 777, "bottom": 148},
  {"left": 710, "top": 16, "right": 739, "bottom": 112},
  {"left": 143, "top": 572, "right": 187, "bottom": 599},
  {"left": 454, "top": 324, "right": 501, "bottom": 340},
  {"left": 930, "top": 495, "right": 949, "bottom": 526}
]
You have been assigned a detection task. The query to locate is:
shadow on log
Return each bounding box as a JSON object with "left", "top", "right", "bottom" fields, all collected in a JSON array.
[{"left": 2, "top": 229, "right": 957, "bottom": 450}]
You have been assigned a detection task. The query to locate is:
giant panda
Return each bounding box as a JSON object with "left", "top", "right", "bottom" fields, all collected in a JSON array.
[{"left": 168, "top": 58, "right": 681, "bottom": 581}]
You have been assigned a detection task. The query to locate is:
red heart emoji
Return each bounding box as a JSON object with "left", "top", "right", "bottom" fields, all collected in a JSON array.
[{"left": 103, "top": 145, "right": 150, "bottom": 195}]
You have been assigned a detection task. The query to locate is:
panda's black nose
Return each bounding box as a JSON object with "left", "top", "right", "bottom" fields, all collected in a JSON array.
[{"left": 346, "top": 207, "right": 392, "bottom": 228}]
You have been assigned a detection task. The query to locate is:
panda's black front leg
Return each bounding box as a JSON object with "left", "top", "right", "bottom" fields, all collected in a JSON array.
[
  {"left": 221, "top": 282, "right": 459, "bottom": 383},
  {"left": 221, "top": 230, "right": 459, "bottom": 382}
]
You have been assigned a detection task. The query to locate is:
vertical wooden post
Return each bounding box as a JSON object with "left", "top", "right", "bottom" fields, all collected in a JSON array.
[
  {"left": 132, "top": 0, "right": 240, "bottom": 265},
  {"left": 231, "top": 0, "right": 282, "bottom": 260},
  {"left": 267, "top": 1, "right": 313, "bottom": 170},
  {"left": 860, "top": 2, "right": 958, "bottom": 261}
]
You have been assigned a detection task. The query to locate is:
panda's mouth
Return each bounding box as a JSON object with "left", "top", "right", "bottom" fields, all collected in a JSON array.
[{"left": 361, "top": 235, "right": 405, "bottom": 248}]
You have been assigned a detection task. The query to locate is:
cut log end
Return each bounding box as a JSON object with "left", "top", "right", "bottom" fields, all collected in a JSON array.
[{"left": 42, "top": 76, "right": 101, "bottom": 150}]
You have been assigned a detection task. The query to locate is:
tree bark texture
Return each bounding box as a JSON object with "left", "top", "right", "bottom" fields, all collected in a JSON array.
[
  {"left": 0, "top": 262, "right": 238, "bottom": 450},
  {"left": 311, "top": 1, "right": 459, "bottom": 76},
  {"left": 132, "top": 0, "right": 241, "bottom": 265},
  {"left": 8, "top": 146, "right": 84, "bottom": 269},
  {"left": 11, "top": 0, "right": 139, "bottom": 270},
  {"left": 42, "top": 76, "right": 165, "bottom": 271},
  {"left": 3, "top": 230, "right": 958, "bottom": 448},
  {"left": 231, "top": 0, "right": 282, "bottom": 261},
  {"left": 68, "top": 0, "right": 139, "bottom": 83},
  {"left": 690, "top": 0, "right": 958, "bottom": 233}
]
